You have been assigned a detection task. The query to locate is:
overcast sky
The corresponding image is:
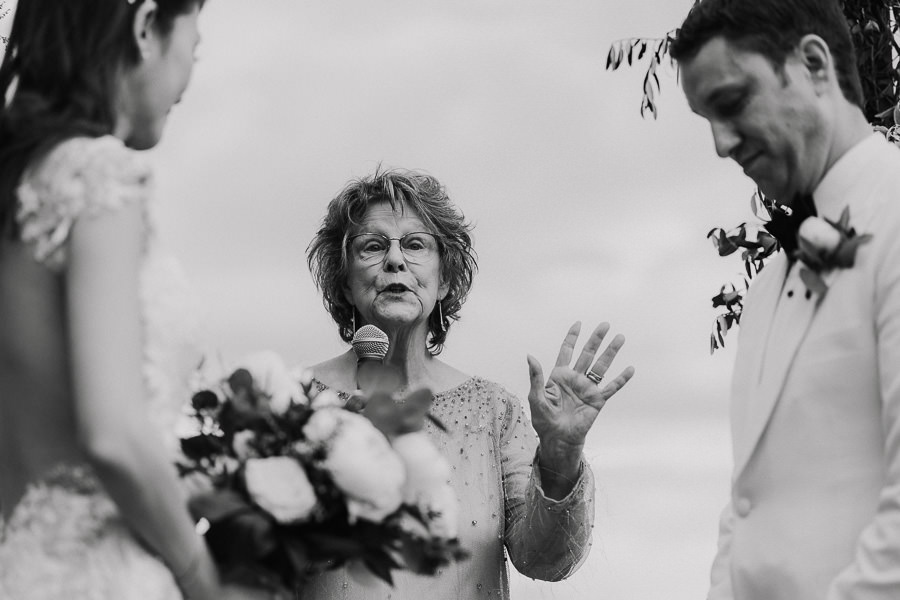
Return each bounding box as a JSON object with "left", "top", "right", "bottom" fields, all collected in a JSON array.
[
  {"left": 150, "top": 0, "right": 754, "bottom": 402},
  {"left": 3, "top": 2, "right": 765, "bottom": 597}
]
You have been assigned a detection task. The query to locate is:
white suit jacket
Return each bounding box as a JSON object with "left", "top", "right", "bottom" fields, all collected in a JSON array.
[{"left": 709, "top": 135, "right": 900, "bottom": 600}]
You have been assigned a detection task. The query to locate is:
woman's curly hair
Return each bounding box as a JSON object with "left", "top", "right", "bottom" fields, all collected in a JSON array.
[{"left": 307, "top": 168, "right": 477, "bottom": 355}]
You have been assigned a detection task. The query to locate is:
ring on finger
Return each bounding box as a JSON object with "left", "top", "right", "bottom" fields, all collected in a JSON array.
[{"left": 585, "top": 370, "right": 604, "bottom": 385}]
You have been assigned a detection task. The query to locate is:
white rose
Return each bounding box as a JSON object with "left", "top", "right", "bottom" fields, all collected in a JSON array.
[
  {"left": 391, "top": 433, "right": 449, "bottom": 504},
  {"left": 244, "top": 457, "right": 317, "bottom": 524},
  {"left": 237, "top": 351, "right": 306, "bottom": 413},
  {"left": 392, "top": 432, "right": 458, "bottom": 538},
  {"left": 232, "top": 430, "right": 256, "bottom": 460},
  {"left": 798, "top": 217, "right": 841, "bottom": 253},
  {"left": 302, "top": 406, "right": 343, "bottom": 444},
  {"left": 304, "top": 408, "right": 405, "bottom": 522}
]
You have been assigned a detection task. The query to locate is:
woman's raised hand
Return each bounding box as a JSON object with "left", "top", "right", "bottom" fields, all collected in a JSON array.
[
  {"left": 526, "top": 322, "right": 634, "bottom": 498},
  {"left": 527, "top": 321, "right": 634, "bottom": 447}
]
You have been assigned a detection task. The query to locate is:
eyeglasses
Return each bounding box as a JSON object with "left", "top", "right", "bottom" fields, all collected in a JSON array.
[{"left": 348, "top": 232, "right": 440, "bottom": 264}]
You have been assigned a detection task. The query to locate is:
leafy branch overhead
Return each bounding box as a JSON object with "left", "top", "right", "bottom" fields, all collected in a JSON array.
[
  {"left": 606, "top": 33, "right": 675, "bottom": 120},
  {"left": 607, "top": 0, "right": 900, "bottom": 352}
]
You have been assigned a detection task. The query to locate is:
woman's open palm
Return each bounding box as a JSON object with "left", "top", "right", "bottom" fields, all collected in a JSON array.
[{"left": 527, "top": 322, "right": 635, "bottom": 448}]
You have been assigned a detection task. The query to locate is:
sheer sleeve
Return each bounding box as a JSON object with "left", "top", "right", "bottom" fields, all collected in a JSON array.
[
  {"left": 16, "top": 135, "right": 152, "bottom": 272},
  {"left": 498, "top": 385, "right": 595, "bottom": 581}
]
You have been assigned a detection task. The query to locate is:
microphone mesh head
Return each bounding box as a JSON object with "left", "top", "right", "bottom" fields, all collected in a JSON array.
[{"left": 351, "top": 324, "right": 389, "bottom": 360}]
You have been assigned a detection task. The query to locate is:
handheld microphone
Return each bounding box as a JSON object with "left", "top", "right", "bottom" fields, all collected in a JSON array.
[
  {"left": 351, "top": 325, "right": 397, "bottom": 397},
  {"left": 351, "top": 324, "right": 389, "bottom": 363}
]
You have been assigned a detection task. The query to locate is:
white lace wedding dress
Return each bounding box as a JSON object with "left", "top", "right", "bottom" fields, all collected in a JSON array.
[{"left": 0, "top": 136, "right": 203, "bottom": 599}]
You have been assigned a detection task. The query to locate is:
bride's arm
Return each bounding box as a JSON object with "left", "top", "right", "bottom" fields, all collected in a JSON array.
[{"left": 66, "top": 203, "right": 220, "bottom": 600}]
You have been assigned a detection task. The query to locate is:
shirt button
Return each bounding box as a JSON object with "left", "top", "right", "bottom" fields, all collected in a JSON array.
[{"left": 735, "top": 497, "right": 752, "bottom": 517}]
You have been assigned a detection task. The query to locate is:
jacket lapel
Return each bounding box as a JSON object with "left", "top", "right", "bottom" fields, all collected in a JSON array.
[{"left": 732, "top": 255, "right": 821, "bottom": 477}]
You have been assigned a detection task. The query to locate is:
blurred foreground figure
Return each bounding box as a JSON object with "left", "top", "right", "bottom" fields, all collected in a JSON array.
[{"left": 0, "top": 1, "right": 242, "bottom": 598}]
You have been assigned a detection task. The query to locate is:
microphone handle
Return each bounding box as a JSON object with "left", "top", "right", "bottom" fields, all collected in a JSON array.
[
  {"left": 356, "top": 358, "right": 401, "bottom": 396},
  {"left": 356, "top": 357, "right": 381, "bottom": 394}
]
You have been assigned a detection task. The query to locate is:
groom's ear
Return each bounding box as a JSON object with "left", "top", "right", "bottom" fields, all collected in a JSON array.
[{"left": 797, "top": 34, "right": 834, "bottom": 94}]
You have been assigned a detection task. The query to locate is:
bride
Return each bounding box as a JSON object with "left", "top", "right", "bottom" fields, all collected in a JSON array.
[{"left": 0, "top": 1, "right": 233, "bottom": 598}]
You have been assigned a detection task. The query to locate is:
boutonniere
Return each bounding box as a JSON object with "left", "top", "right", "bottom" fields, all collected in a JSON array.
[{"left": 794, "top": 206, "right": 872, "bottom": 297}]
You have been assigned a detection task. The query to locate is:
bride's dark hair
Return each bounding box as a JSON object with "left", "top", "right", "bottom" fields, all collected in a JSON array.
[{"left": 0, "top": 0, "right": 204, "bottom": 240}]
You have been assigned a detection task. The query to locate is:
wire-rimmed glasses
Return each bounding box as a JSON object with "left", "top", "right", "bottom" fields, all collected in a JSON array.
[{"left": 348, "top": 231, "right": 440, "bottom": 264}]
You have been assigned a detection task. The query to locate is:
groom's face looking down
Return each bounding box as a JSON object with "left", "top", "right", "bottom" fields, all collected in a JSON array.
[{"left": 680, "top": 36, "right": 829, "bottom": 204}]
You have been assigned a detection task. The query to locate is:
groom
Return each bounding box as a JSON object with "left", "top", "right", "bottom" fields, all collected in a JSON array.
[{"left": 672, "top": 0, "right": 900, "bottom": 598}]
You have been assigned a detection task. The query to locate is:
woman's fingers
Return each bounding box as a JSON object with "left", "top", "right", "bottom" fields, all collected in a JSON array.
[
  {"left": 586, "top": 332, "right": 626, "bottom": 379},
  {"left": 572, "top": 322, "right": 611, "bottom": 374},
  {"left": 555, "top": 321, "right": 623, "bottom": 385},
  {"left": 526, "top": 354, "right": 546, "bottom": 401},
  {"left": 541, "top": 321, "right": 633, "bottom": 411},
  {"left": 583, "top": 365, "right": 636, "bottom": 410},
  {"left": 554, "top": 322, "right": 582, "bottom": 367}
]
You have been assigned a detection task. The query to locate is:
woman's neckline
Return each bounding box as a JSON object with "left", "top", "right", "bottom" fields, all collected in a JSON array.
[{"left": 311, "top": 375, "right": 480, "bottom": 400}]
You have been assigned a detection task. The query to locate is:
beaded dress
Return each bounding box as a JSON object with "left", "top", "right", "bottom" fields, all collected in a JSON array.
[
  {"left": 304, "top": 376, "right": 595, "bottom": 600},
  {"left": 0, "top": 136, "right": 202, "bottom": 600}
]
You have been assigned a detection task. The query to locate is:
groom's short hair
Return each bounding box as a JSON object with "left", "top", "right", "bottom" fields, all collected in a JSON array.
[{"left": 670, "top": 0, "right": 864, "bottom": 109}]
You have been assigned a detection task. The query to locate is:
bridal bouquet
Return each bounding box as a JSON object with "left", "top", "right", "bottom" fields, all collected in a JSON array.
[{"left": 177, "top": 351, "right": 466, "bottom": 591}]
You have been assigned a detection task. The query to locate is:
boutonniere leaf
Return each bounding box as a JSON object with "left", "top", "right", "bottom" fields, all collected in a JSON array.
[
  {"left": 833, "top": 233, "right": 873, "bottom": 267},
  {"left": 798, "top": 267, "right": 828, "bottom": 297},
  {"left": 837, "top": 205, "right": 851, "bottom": 231},
  {"left": 794, "top": 207, "right": 872, "bottom": 297}
]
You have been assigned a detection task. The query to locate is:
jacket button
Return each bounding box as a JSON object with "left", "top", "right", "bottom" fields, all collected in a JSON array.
[{"left": 735, "top": 498, "right": 752, "bottom": 517}]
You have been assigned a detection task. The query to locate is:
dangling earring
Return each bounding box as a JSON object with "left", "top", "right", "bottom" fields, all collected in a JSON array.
[
  {"left": 437, "top": 301, "right": 447, "bottom": 332},
  {"left": 351, "top": 309, "right": 357, "bottom": 334}
]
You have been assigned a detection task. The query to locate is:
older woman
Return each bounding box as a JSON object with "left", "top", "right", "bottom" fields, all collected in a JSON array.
[{"left": 305, "top": 168, "right": 633, "bottom": 600}]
